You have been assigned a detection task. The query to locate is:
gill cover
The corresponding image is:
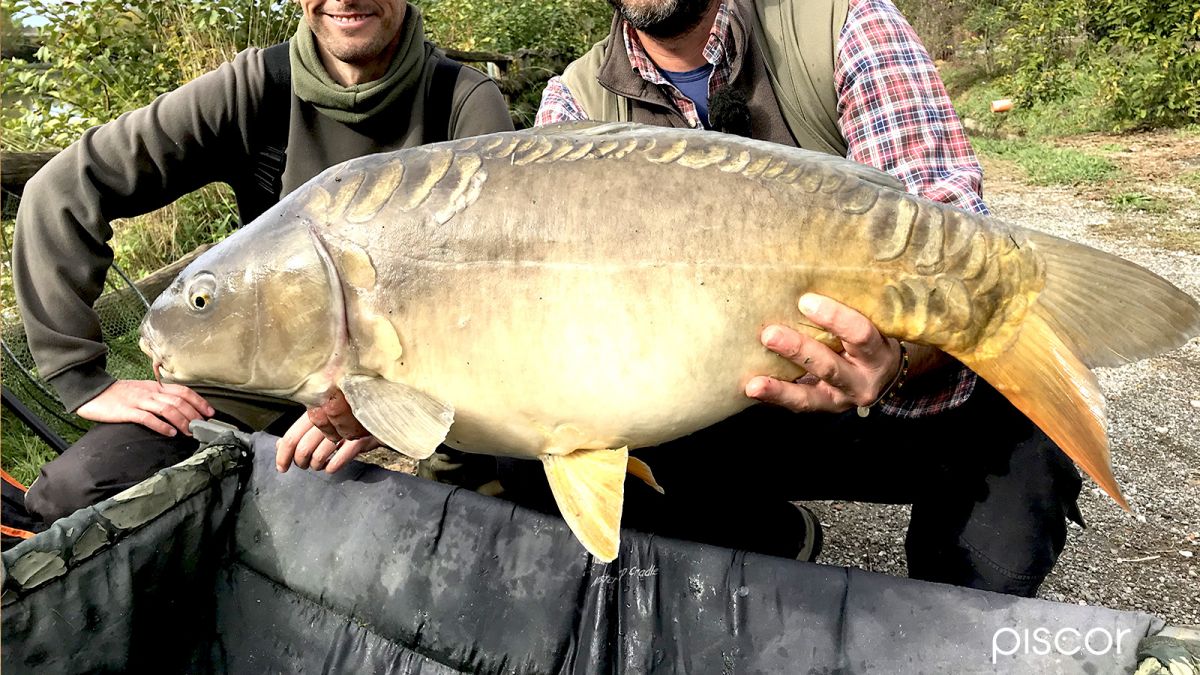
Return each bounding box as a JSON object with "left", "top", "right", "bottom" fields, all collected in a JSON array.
[{"left": 305, "top": 226, "right": 457, "bottom": 460}]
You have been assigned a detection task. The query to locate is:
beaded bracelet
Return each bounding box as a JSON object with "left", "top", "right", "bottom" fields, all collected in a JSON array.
[{"left": 856, "top": 341, "right": 909, "bottom": 418}]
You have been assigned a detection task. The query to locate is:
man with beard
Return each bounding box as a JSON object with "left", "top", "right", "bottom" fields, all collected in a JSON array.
[
  {"left": 524, "top": 0, "right": 1085, "bottom": 597},
  {"left": 12, "top": 0, "right": 513, "bottom": 524}
]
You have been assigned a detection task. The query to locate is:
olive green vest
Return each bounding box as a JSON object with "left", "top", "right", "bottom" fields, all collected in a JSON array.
[{"left": 560, "top": 0, "right": 849, "bottom": 156}]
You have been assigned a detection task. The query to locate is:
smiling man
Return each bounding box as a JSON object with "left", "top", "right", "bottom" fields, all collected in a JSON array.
[
  {"left": 304, "top": 0, "right": 406, "bottom": 82},
  {"left": 12, "top": 0, "right": 513, "bottom": 524}
]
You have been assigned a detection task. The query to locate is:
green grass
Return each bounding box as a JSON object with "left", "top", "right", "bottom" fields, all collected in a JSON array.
[
  {"left": 109, "top": 185, "right": 238, "bottom": 280},
  {"left": 969, "top": 137, "right": 1119, "bottom": 185},
  {"left": 1181, "top": 170, "right": 1200, "bottom": 190},
  {"left": 1108, "top": 191, "right": 1171, "bottom": 213},
  {"left": 1, "top": 409, "right": 59, "bottom": 487}
]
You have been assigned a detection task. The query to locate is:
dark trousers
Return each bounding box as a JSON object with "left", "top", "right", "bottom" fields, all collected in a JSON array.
[
  {"left": 498, "top": 380, "right": 1084, "bottom": 597},
  {"left": 24, "top": 407, "right": 298, "bottom": 524},
  {"left": 25, "top": 422, "right": 205, "bottom": 523}
]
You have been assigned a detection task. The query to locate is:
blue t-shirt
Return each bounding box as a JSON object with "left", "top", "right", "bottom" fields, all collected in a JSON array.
[{"left": 661, "top": 63, "right": 715, "bottom": 128}]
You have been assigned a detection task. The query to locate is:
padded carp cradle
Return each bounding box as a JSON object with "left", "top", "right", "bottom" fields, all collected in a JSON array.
[{"left": 0, "top": 424, "right": 1191, "bottom": 673}]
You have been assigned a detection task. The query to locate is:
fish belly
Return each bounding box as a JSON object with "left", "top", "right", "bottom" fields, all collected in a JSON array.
[{"left": 390, "top": 265, "right": 810, "bottom": 459}]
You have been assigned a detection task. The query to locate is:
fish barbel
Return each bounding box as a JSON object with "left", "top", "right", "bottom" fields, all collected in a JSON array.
[{"left": 140, "top": 123, "right": 1200, "bottom": 561}]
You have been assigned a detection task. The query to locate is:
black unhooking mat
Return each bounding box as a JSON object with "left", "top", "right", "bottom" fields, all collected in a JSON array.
[{"left": 1, "top": 431, "right": 1168, "bottom": 674}]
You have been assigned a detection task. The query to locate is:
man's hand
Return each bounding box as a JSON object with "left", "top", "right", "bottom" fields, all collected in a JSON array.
[
  {"left": 275, "top": 413, "right": 380, "bottom": 474},
  {"left": 306, "top": 388, "right": 370, "bottom": 443},
  {"left": 75, "top": 379, "right": 215, "bottom": 437},
  {"left": 746, "top": 293, "right": 902, "bottom": 413}
]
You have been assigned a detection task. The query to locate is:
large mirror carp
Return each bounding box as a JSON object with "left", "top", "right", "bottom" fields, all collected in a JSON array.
[{"left": 140, "top": 123, "right": 1200, "bottom": 561}]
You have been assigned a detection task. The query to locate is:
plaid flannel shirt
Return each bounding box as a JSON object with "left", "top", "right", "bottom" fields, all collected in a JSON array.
[{"left": 536, "top": 0, "right": 982, "bottom": 417}]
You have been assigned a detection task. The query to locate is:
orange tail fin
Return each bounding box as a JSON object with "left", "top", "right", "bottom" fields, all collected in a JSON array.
[
  {"left": 961, "top": 312, "right": 1127, "bottom": 509},
  {"left": 959, "top": 230, "right": 1200, "bottom": 510}
]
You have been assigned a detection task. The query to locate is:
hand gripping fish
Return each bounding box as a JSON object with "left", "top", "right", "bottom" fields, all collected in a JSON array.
[{"left": 140, "top": 123, "right": 1200, "bottom": 561}]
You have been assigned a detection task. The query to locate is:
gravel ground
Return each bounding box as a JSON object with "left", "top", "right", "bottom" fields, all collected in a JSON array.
[{"left": 811, "top": 131, "right": 1200, "bottom": 626}]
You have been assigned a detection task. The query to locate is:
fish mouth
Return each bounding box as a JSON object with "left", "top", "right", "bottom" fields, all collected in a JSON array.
[
  {"left": 138, "top": 334, "right": 174, "bottom": 386},
  {"left": 138, "top": 334, "right": 158, "bottom": 365}
]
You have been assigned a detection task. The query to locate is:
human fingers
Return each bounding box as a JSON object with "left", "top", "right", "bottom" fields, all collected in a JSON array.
[
  {"left": 330, "top": 413, "right": 369, "bottom": 441},
  {"left": 798, "top": 294, "right": 902, "bottom": 403},
  {"left": 135, "top": 384, "right": 211, "bottom": 436},
  {"left": 141, "top": 395, "right": 197, "bottom": 436},
  {"left": 309, "top": 436, "right": 343, "bottom": 472},
  {"left": 325, "top": 437, "right": 380, "bottom": 474},
  {"left": 76, "top": 381, "right": 178, "bottom": 436},
  {"left": 126, "top": 409, "right": 180, "bottom": 436},
  {"left": 320, "top": 389, "right": 370, "bottom": 440},
  {"left": 144, "top": 389, "right": 214, "bottom": 436},
  {"left": 798, "top": 294, "right": 890, "bottom": 363},
  {"left": 152, "top": 392, "right": 205, "bottom": 423},
  {"left": 760, "top": 325, "right": 860, "bottom": 394},
  {"left": 159, "top": 384, "right": 216, "bottom": 417},
  {"left": 745, "top": 375, "right": 854, "bottom": 413},
  {"left": 306, "top": 404, "right": 340, "bottom": 443},
  {"left": 276, "top": 414, "right": 316, "bottom": 472},
  {"left": 292, "top": 425, "right": 329, "bottom": 470}
]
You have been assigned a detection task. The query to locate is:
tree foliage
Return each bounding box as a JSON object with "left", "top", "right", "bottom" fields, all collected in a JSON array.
[
  {"left": 925, "top": 0, "right": 1200, "bottom": 128},
  {"left": 1, "top": 0, "right": 299, "bottom": 151},
  {"left": 412, "top": 0, "right": 611, "bottom": 125},
  {"left": 415, "top": 0, "right": 610, "bottom": 56},
  {"left": 1087, "top": 0, "right": 1200, "bottom": 127},
  {"left": 893, "top": 0, "right": 971, "bottom": 61}
]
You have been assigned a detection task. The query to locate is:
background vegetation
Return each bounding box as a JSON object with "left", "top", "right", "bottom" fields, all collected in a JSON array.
[
  {"left": 2, "top": 0, "right": 1198, "bottom": 484},
  {"left": 895, "top": 0, "right": 1200, "bottom": 132}
]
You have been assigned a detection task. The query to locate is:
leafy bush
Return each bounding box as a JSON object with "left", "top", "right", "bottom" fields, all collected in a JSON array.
[
  {"left": 1, "top": 0, "right": 299, "bottom": 278},
  {"left": 941, "top": 60, "right": 1111, "bottom": 137},
  {"left": 414, "top": 0, "right": 611, "bottom": 125},
  {"left": 956, "top": 0, "right": 1200, "bottom": 128},
  {"left": 998, "top": 0, "right": 1087, "bottom": 105},
  {"left": 415, "top": 0, "right": 610, "bottom": 56},
  {"left": 892, "top": 0, "right": 971, "bottom": 60},
  {"left": 1089, "top": 0, "right": 1200, "bottom": 128},
  {"left": 2, "top": 0, "right": 298, "bottom": 151}
]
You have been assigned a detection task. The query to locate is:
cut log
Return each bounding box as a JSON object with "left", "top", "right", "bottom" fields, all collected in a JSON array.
[{"left": 2, "top": 151, "right": 60, "bottom": 195}]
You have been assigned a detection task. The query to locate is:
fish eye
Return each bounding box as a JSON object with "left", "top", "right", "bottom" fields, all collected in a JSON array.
[
  {"left": 185, "top": 273, "right": 216, "bottom": 313},
  {"left": 190, "top": 291, "right": 211, "bottom": 310}
]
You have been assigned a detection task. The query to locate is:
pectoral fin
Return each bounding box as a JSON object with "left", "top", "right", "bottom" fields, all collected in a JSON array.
[
  {"left": 542, "top": 447, "right": 628, "bottom": 562},
  {"left": 339, "top": 375, "right": 454, "bottom": 461}
]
